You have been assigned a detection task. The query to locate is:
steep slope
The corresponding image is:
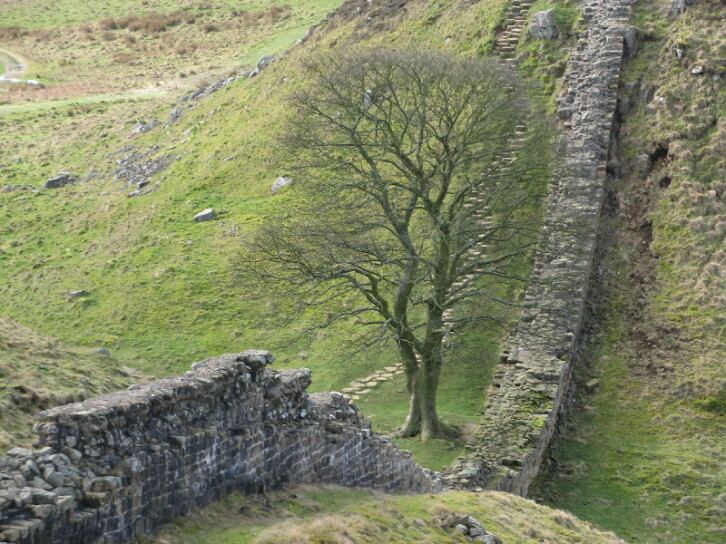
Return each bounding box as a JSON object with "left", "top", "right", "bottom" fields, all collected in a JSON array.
[
  {"left": 535, "top": 1, "right": 725, "bottom": 542},
  {"left": 0, "top": 317, "right": 136, "bottom": 450}
]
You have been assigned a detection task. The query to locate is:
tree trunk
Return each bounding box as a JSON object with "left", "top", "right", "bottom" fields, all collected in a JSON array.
[
  {"left": 398, "top": 354, "right": 446, "bottom": 440},
  {"left": 398, "top": 366, "right": 422, "bottom": 437},
  {"left": 420, "top": 358, "right": 443, "bottom": 441}
]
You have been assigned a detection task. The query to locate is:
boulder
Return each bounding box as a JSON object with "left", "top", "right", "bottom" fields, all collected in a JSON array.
[
  {"left": 257, "top": 55, "right": 275, "bottom": 72},
  {"left": 7, "top": 447, "right": 31, "bottom": 457},
  {"left": 131, "top": 120, "right": 161, "bottom": 136},
  {"left": 530, "top": 9, "right": 558, "bottom": 40},
  {"left": 194, "top": 208, "right": 215, "bottom": 222},
  {"left": 623, "top": 27, "right": 639, "bottom": 57},
  {"left": 271, "top": 176, "right": 294, "bottom": 193},
  {"left": 96, "top": 348, "right": 111, "bottom": 356},
  {"left": 249, "top": 55, "right": 276, "bottom": 78},
  {"left": 670, "top": 0, "right": 694, "bottom": 16},
  {"left": 43, "top": 173, "right": 76, "bottom": 189},
  {"left": 68, "top": 290, "right": 89, "bottom": 299}
]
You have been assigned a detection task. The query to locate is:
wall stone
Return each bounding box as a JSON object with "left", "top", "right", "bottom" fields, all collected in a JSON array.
[
  {"left": 444, "top": 0, "right": 637, "bottom": 495},
  {"left": 0, "top": 351, "right": 438, "bottom": 544}
]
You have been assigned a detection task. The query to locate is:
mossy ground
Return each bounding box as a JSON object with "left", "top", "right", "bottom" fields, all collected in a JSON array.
[{"left": 135, "top": 485, "right": 626, "bottom": 544}]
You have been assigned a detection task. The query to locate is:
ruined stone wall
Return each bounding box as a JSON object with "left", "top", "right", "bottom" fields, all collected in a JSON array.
[
  {"left": 0, "top": 351, "right": 437, "bottom": 544},
  {"left": 445, "top": 0, "right": 637, "bottom": 494}
]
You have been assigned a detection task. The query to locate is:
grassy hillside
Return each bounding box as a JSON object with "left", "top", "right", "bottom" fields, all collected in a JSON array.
[
  {"left": 0, "top": 317, "right": 136, "bottom": 450},
  {"left": 535, "top": 1, "right": 725, "bottom": 542},
  {"left": 136, "top": 485, "right": 626, "bottom": 544},
  {"left": 0, "top": 0, "right": 555, "bottom": 470}
]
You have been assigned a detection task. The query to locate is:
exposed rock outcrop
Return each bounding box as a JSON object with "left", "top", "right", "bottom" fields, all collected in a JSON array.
[{"left": 43, "top": 173, "right": 76, "bottom": 190}]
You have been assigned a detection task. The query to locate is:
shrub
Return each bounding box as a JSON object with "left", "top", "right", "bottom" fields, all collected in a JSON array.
[{"left": 0, "top": 27, "right": 28, "bottom": 40}]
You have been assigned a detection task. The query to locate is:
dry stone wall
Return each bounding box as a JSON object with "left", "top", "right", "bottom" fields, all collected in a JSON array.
[
  {"left": 0, "top": 351, "right": 438, "bottom": 544},
  {"left": 445, "top": 0, "right": 637, "bottom": 495}
]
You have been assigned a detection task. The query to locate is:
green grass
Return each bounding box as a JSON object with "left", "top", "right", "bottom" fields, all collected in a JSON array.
[
  {"left": 0, "top": 90, "right": 165, "bottom": 113},
  {"left": 535, "top": 319, "right": 725, "bottom": 543},
  {"left": 0, "top": 317, "right": 137, "bottom": 450},
  {"left": 136, "top": 485, "right": 627, "bottom": 544},
  {"left": 516, "top": 0, "right": 582, "bottom": 106}
]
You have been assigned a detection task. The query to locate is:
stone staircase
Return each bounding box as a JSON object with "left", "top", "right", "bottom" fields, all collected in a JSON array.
[
  {"left": 492, "top": 0, "right": 537, "bottom": 61},
  {"left": 443, "top": 122, "right": 528, "bottom": 326}
]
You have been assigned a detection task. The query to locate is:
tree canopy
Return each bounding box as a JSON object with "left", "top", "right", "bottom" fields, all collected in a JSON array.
[{"left": 241, "top": 48, "right": 549, "bottom": 440}]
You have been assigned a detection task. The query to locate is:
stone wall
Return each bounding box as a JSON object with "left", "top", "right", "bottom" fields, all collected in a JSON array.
[
  {"left": 445, "top": 0, "right": 637, "bottom": 494},
  {"left": 0, "top": 351, "right": 438, "bottom": 544}
]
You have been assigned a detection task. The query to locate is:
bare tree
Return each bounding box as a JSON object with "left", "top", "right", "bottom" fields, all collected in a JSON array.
[{"left": 241, "top": 48, "right": 548, "bottom": 440}]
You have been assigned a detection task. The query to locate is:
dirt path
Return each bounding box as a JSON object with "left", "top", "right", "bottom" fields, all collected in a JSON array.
[{"left": 0, "top": 46, "right": 30, "bottom": 80}]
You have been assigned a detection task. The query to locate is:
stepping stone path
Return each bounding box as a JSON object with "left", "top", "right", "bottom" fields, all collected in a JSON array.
[
  {"left": 492, "top": 0, "right": 537, "bottom": 62},
  {"left": 340, "top": 362, "right": 405, "bottom": 400}
]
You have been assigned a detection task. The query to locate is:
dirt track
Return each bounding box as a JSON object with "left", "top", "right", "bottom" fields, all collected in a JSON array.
[{"left": 0, "top": 46, "right": 30, "bottom": 79}]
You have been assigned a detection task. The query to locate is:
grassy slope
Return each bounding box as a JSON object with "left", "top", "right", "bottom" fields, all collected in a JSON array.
[
  {"left": 136, "top": 485, "right": 626, "bottom": 544},
  {"left": 0, "top": 317, "right": 136, "bottom": 450},
  {"left": 0, "top": 0, "right": 545, "bottom": 470},
  {"left": 535, "top": 1, "right": 725, "bottom": 542},
  {"left": 0, "top": 0, "right": 342, "bottom": 102}
]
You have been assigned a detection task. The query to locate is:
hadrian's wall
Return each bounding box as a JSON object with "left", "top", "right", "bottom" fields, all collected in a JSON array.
[
  {"left": 445, "top": 0, "right": 637, "bottom": 494},
  {"left": 0, "top": 351, "right": 438, "bottom": 544}
]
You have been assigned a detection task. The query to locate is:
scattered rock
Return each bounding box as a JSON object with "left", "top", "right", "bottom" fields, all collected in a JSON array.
[
  {"left": 585, "top": 379, "right": 600, "bottom": 391},
  {"left": 113, "top": 145, "right": 170, "bottom": 190},
  {"left": 96, "top": 348, "right": 111, "bottom": 356},
  {"left": 131, "top": 120, "right": 161, "bottom": 136},
  {"left": 250, "top": 55, "right": 276, "bottom": 78},
  {"left": 530, "top": 10, "right": 558, "bottom": 40},
  {"left": 43, "top": 173, "right": 76, "bottom": 189},
  {"left": 271, "top": 176, "right": 294, "bottom": 193},
  {"left": 194, "top": 208, "right": 215, "bottom": 222},
  {"left": 691, "top": 65, "right": 704, "bottom": 75},
  {"left": 441, "top": 513, "right": 503, "bottom": 543},
  {"left": 670, "top": 0, "right": 694, "bottom": 16},
  {"left": 68, "top": 290, "right": 89, "bottom": 299}
]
